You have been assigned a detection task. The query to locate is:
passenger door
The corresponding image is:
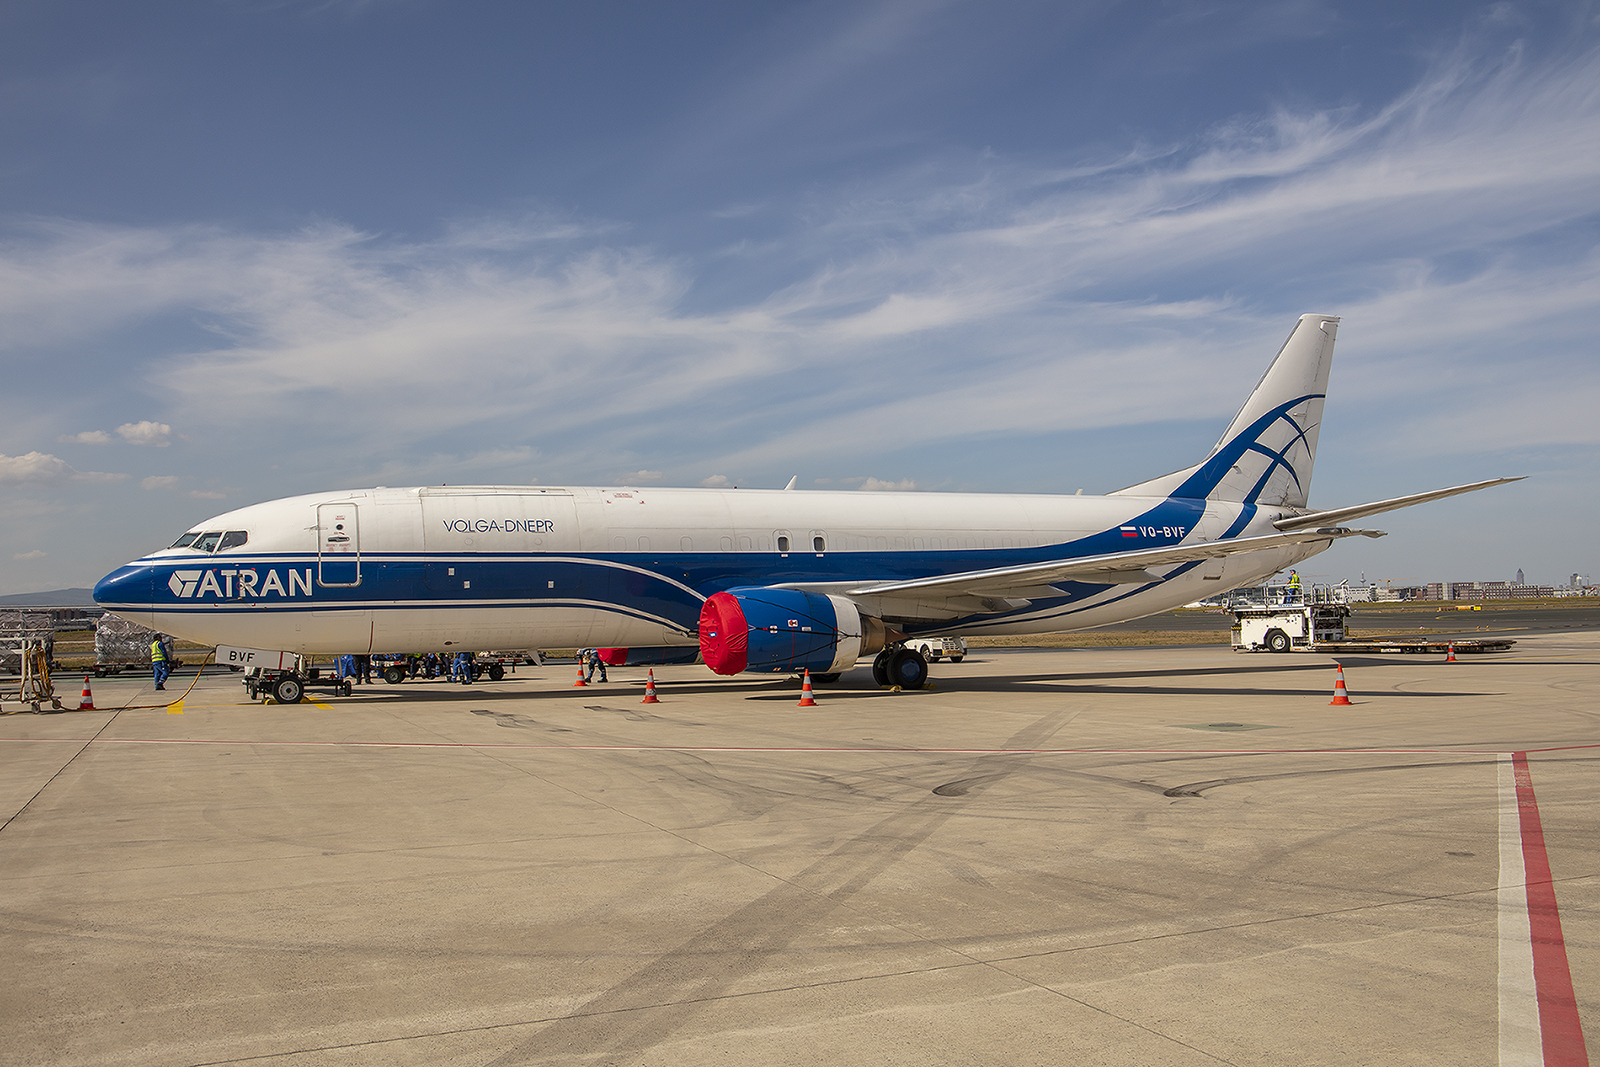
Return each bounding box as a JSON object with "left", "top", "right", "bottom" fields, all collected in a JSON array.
[{"left": 316, "top": 502, "right": 361, "bottom": 587}]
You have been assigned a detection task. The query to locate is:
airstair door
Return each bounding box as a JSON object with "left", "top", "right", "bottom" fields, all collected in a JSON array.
[{"left": 317, "top": 502, "right": 361, "bottom": 586}]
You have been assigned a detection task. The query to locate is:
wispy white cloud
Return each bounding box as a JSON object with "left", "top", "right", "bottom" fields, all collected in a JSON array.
[
  {"left": 140, "top": 475, "right": 180, "bottom": 490},
  {"left": 12, "top": 549, "right": 47, "bottom": 561},
  {"left": 0, "top": 451, "right": 125, "bottom": 485},
  {"left": 59, "top": 430, "right": 112, "bottom": 444},
  {"left": 117, "top": 421, "right": 172, "bottom": 446}
]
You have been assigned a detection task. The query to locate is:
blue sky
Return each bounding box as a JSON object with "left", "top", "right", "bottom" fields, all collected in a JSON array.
[{"left": 3, "top": 0, "right": 1597, "bottom": 595}]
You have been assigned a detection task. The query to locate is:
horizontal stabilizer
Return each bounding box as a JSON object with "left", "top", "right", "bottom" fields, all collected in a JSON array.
[{"left": 1273, "top": 477, "right": 1524, "bottom": 531}]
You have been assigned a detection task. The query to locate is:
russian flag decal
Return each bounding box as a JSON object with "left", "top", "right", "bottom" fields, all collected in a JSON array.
[{"left": 1120, "top": 526, "right": 1138, "bottom": 537}]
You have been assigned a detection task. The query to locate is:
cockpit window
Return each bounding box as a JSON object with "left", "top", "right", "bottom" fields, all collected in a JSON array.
[
  {"left": 170, "top": 532, "right": 200, "bottom": 549},
  {"left": 218, "top": 531, "right": 249, "bottom": 550},
  {"left": 193, "top": 531, "right": 223, "bottom": 553}
]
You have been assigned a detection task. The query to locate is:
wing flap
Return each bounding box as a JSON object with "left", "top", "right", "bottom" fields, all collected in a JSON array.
[{"left": 845, "top": 527, "right": 1383, "bottom": 600}]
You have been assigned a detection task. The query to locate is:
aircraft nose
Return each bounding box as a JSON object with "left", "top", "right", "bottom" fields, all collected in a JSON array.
[{"left": 94, "top": 564, "right": 156, "bottom": 626}]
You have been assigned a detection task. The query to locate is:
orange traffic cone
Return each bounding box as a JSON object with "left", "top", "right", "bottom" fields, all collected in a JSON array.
[
  {"left": 78, "top": 676, "right": 96, "bottom": 710},
  {"left": 1329, "top": 662, "right": 1353, "bottom": 706},
  {"left": 573, "top": 658, "right": 588, "bottom": 687},
  {"left": 797, "top": 669, "right": 818, "bottom": 707},
  {"left": 1446, "top": 643, "right": 1457, "bottom": 663},
  {"left": 641, "top": 669, "right": 661, "bottom": 704}
]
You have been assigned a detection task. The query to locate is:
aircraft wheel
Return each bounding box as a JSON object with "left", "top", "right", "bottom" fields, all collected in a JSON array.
[
  {"left": 872, "top": 649, "right": 893, "bottom": 687},
  {"left": 488, "top": 663, "right": 505, "bottom": 681},
  {"left": 887, "top": 648, "right": 929, "bottom": 690},
  {"left": 272, "top": 676, "right": 304, "bottom": 704},
  {"left": 383, "top": 666, "right": 405, "bottom": 684},
  {"left": 1265, "top": 628, "right": 1291, "bottom": 653}
]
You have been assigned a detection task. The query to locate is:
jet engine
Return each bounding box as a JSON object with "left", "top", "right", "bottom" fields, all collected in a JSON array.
[{"left": 699, "top": 588, "right": 888, "bottom": 676}]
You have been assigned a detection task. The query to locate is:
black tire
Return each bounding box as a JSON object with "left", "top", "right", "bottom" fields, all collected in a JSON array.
[
  {"left": 245, "top": 681, "right": 257, "bottom": 699},
  {"left": 950, "top": 655, "right": 964, "bottom": 663},
  {"left": 887, "top": 648, "right": 929, "bottom": 690},
  {"left": 1265, "top": 629, "right": 1291, "bottom": 653},
  {"left": 272, "top": 676, "right": 304, "bottom": 704},
  {"left": 872, "top": 649, "right": 893, "bottom": 687},
  {"left": 383, "top": 666, "right": 404, "bottom": 684},
  {"left": 488, "top": 663, "right": 505, "bottom": 681},
  {"left": 812, "top": 672, "right": 841, "bottom": 684},
  {"left": 342, "top": 681, "right": 353, "bottom": 696}
]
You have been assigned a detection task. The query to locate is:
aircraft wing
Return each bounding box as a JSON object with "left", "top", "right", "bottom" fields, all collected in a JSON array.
[
  {"left": 1272, "top": 477, "right": 1523, "bottom": 532},
  {"left": 777, "top": 527, "right": 1383, "bottom": 606}
]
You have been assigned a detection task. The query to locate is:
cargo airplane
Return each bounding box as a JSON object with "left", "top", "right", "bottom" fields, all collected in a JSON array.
[{"left": 95, "top": 314, "right": 1517, "bottom": 694}]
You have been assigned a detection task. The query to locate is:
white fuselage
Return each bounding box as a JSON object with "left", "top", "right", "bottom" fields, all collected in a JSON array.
[{"left": 94, "top": 484, "right": 1319, "bottom": 657}]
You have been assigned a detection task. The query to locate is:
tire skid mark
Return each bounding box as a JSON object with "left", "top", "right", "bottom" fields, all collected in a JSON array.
[{"left": 482, "top": 708, "right": 1083, "bottom": 1066}]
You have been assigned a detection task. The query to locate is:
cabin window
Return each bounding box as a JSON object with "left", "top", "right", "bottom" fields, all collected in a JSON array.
[
  {"left": 638, "top": 536, "right": 651, "bottom": 551},
  {"left": 720, "top": 536, "right": 734, "bottom": 552},
  {"left": 930, "top": 537, "right": 941, "bottom": 550},
  {"left": 681, "top": 536, "right": 693, "bottom": 552},
  {"left": 219, "top": 531, "right": 249, "bottom": 550},
  {"left": 193, "top": 531, "right": 223, "bottom": 553},
  {"left": 813, "top": 536, "right": 825, "bottom": 552},
  {"left": 777, "top": 536, "right": 790, "bottom": 553},
  {"left": 912, "top": 537, "right": 924, "bottom": 549},
  {"left": 740, "top": 536, "right": 753, "bottom": 551},
  {"left": 170, "top": 532, "right": 200, "bottom": 549},
  {"left": 875, "top": 536, "right": 887, "bottom": 550}
]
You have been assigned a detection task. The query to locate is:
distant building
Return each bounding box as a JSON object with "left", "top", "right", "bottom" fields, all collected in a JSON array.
[{"left": 1516, "top": 568, "right": 1524, "bottom": 585}]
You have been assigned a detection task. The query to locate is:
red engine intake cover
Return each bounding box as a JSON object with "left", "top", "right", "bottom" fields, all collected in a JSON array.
[
  {"left": 698, "top": 592, "right": 749, "bottom": 675},
  {"left": 596, "top": 648, "right": 629, "bottom": 666}
]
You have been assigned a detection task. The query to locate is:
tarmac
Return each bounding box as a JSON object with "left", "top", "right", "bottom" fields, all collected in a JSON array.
[{"left": 2, "top": 636, "right": 1596, "bottom": 1066}]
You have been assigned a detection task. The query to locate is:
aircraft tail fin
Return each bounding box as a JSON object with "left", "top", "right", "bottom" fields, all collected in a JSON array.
[{"left": 1112, "top": 313, "right": 1339, "bottom": 506}]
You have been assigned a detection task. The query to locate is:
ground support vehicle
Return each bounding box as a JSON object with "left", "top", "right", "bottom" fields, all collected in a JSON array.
[
  {"left": 1231, "top": 584, "right": 1515, "bottom": 654},
  {"left": 1230, "top": 586, "right": 1352, "bottom": 652},
  {"left": 243, "top": 660, "right": 353, "bottom": 704},
  {"left": 911, "top": 636, "right": 966, "bottom": 662}
]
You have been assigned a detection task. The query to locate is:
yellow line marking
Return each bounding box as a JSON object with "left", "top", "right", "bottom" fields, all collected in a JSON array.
[
  {"left": 310, "top": 701, "right": 333, "bottom": 710},
  {"left": 166, "top": 701, "right": 184, "bottom": 715}
]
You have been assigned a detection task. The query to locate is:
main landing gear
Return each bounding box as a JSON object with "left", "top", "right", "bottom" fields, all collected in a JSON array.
[{"left": 871, "top": 645, "right": 930, "bottom": 690}]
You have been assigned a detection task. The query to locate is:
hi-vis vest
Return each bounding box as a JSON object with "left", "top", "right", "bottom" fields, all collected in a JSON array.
[
  {"left": 1288, "top": 573, "right": 1302, "bottom": 589},
  {"left": 150, "top": 640, "right": 167, "bottom": 662}
]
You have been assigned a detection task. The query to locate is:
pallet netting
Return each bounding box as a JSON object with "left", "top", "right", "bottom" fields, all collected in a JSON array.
[
  {"left": 95, "top": 614, "right": 162, "bottom": 666},
  {"left": 1, "top": 612, "right": 53, "bottom": 674}
]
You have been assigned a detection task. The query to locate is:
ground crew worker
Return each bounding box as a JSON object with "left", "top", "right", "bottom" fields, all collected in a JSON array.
[
  {"left": 150, "top": 634, "right": 172, "bottom": 691},
  {"left": 584, "top": 647, "right": 608, "bottom": 684},
  {"left": 1287, "top": 570, "right": 1302, "bottom": 602}
]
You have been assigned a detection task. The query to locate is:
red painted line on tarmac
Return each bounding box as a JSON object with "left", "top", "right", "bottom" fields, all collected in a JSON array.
[
  {"left": 0, "top": 737, "right": 1553, "bottom": 755},
  {"left": 1513, "top": 751, "right": 1591, "bottom": 1067}
]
